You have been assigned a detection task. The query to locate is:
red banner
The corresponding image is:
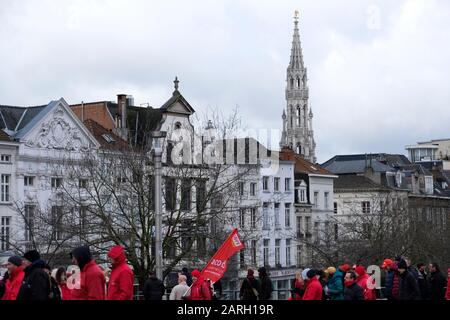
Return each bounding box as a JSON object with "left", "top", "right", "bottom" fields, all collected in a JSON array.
[{"left": 200, "top": 228, "right": 244, "bottom": 283}]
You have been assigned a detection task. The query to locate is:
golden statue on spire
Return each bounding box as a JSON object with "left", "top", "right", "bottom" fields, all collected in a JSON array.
[{"left": 294, "top": 10, "right": 299, "bottom": 21}]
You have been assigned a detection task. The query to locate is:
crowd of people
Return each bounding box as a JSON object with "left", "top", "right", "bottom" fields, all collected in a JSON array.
[
  {"left": 1, "top": 247, "right": 449, "bottom": 301},
  {"left": 238, "top": 257, "right": 450, "bottom": 301}
]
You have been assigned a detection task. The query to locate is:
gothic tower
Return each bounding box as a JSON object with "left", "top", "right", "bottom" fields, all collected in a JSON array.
[{"left": 280, "top": 12, "right": 316, "bottom": 163}]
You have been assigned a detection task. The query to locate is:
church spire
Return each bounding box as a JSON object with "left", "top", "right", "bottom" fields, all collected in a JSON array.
[
  {"left": 289, "top": 10, "right": 304, "bottom": 71},
  {"left": 280, "top": 11, "right": 316, "bottom": 163}
]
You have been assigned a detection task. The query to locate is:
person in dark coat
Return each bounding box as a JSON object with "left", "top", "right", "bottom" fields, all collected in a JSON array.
[
  {"left": 213, "top": 279, "right": 223, "bottom": 299},
  {"left": 0, "top": 270, "right": 9, "bottom": 299},
  {"left": 181, "top": 267, "right": 193, "bottom": 286},
  {"left": 343, "top": 270, "right": 364, "bottom": 301},
  {"left": 257, "top": 267, "right": 273, "bottom": 300},
  {"left": 397, "top": 260, "right": 420, "bottom": 300},
  {"left": 239, "top": 269, "right": 260, "bottom": 300},
  {"left": 428, "top": 263, "right": 446, "bottom": 300},
  {"left": 416, "top": 263, "right": 429, "bottom": 300},
  {"left": 143, "top": 272, "right": 165, "bottom": 300},
  {"left": 16, "top": 250, "right": 50, "bottom": 301}
]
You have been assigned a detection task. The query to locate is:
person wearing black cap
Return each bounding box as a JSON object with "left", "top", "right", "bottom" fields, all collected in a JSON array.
[
  {"left": 16, "top": 250, "right": 50, "bottom": 300},
  {"left": 397, "top": 259, "right": 420, "bottom": 300},
  {"left": 2, "top": 256, "right": 24, "bottom": 300},
  {"left": 70, "top": 246, "right": 106, "bottom": 300}
]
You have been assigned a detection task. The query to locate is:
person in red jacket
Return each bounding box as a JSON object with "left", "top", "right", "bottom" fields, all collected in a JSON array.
[
  {"left": 446, "top": 268, "right": 450, "bottom": 300},
  {"left": 355, "top": 265, "right": 376, "bottom": 300},
  {"left": 70, "top": 246, "right": 106, "bottom": 300},
  {"left": 106, "top": 245, "right": 134, "bottom": 300},
  {"left": 302, "top": 269, "right": 323, "bottom": 300},
  {"left": 186, "top": 269, "right": 212, "bottom": 300},
  {"left": 2, "top": 256, "right": 24, "bottom": 300}
]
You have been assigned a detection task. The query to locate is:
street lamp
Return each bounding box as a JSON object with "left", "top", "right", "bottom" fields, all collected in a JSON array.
[{"left": 151, "top": 130, "right": 167, "bottom": 281}]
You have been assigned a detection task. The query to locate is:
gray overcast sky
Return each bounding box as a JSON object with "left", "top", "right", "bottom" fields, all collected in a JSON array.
[{"left": 1, "top": 0, "right": 450, "bottom": 163}]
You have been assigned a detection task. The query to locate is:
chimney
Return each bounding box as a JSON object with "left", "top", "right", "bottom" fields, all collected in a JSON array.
[{"left": 117, "top": 94, "right": 127, "bottom": 129}]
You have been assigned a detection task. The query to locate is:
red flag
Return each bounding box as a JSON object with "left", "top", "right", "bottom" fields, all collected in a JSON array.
[{"left": 200, "top": 228, "right": 244, "bottom": 283}]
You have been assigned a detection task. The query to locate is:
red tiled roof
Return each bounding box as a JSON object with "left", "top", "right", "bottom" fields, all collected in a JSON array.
[
  {"left": 280, "top": 147, "right": 332, "bottom": 175},
  {"left": 83, "top": 119, "right": 130, "bottom": 151}
]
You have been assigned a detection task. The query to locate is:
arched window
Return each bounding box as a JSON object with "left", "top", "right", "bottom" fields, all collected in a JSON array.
[
  {"left": 297, "top": 107, "right": 301, "bottom": 126},
  {"left": 290, "top": 78, "right": 294, "bottom": 89},
  {"left": 303, "top": 106, "right": 307, "bottom": 126},
  {"left": 296, "top": 143, "right": 302, "bottom": 155},
  {"left": 297, "top": 77, "right": 301, "bottom": 88}
]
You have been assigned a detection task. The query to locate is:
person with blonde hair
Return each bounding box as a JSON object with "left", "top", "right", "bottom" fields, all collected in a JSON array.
[{"left": 290, "top": 271, "right": 304, "bottom": 300}]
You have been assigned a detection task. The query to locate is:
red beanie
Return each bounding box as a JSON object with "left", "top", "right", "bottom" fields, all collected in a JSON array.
[
  {"left": 339, "top": 264, "right": 351, "bottom": 272},
  {"left": 192, "top": 269, "right": 201, "bottom": 278},
  {"left": 355, "top": 266, "right": 366, "bottom": 276}
]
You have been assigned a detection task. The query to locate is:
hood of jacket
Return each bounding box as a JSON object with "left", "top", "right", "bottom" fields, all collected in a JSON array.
[
  {"left": 108, "top": 245, "right": 127, "bottom": 268},
  {"left": 24, "top": 259, "right": 46, "bottom": 275},
  {"left": 71, "top": 246, "right": 92, "bottom": 271}
]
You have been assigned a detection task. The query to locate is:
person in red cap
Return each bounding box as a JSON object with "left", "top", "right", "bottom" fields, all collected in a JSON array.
[
  {"left": 2, "top": 256, "right": 24, "bottom": 300},
  {"left": 106, "top": 245, "right": 134, "bottom": 300},
  {"left": 185, "top": 269, "right": 212, "bottom": 300},
  {"left": 381, "top": 258, "right": 399, "bottom": 300},
  {"left": 355, "top": 265, "right": 376, "bottom": 300},
  {"left": 446, "top": 268, "right": 450, "bottom": 300}
]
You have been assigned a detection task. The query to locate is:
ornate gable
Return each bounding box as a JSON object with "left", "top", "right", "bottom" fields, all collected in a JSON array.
[{"left": 24, "top": 101, "right": 99, "bottom": 151}]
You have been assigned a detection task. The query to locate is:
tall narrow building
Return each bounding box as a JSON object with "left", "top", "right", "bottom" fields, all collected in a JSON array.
[{"left": 280, "top": 12, "right": 317, "bottom": 163}]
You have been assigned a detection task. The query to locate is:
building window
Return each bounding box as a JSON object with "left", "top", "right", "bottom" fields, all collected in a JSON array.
[
  {"left": 362, "top": 201, "right": 371, "bottom": 214},
  {"left": 313, "top": 192, "right": 319, "bottom": 208},
  {"left": 334, "top": 202, "right": 338, "bottom": 214},
  {"left": 165, "top": 178, "right": 176, "bottom": 211},
  {"left": 274, "top": 203, "right": 280, "bottom": 229},
  {"left": 274, "top": 178, "right": 280, "bottom": 191},
  {"left": 24, "top": 176, "right": 34, "bottom": 187},
  {"left": 299, "top": 188, "right": 307, "bottom": 203},
  {"left": 197, "top": 237, "right": 207, "bottom": 256},
  {"left": 78, "top": 179, "right": 88, "bottom": 189},
  {"left": 239, "top": 181, "right": 245, "bottom": 196},
  {"left": 79, "top": 206, "right": 88, "bottom": 234},
  {"left": 275, "top": 239, "right": 281, "bottom": 266},
  {"left": 51, "top": 177, "right": 63, "bottom": 189},
  {"left": 286, "top": 239, "right": 291, "bottom": 266},
  {"left": 285, "top": 178, "right": 291, "bottom": 191},
  {"left": 297, "top": 244, "right": 302, "bottom": 267},
  {"left": 250, "top": 208, "right": 257, "bottom": 229},
  {"left": 313, "top": 222, "right": 320, "bottom": 243},
  {"left": 251, "top": 240, "right": 257, "bottom": 266},
  {"left": 0, "top": 154, "right": 11, "bottom": 163},
  {"left": 240, "top": 246, "right": 245, "bottom": 269},
  {"left": 180, "top": 179, "right": 191, "bottom": 211},
  {"left": 1, "top": 216, "right": 11, "bottom": 250},
  {"left": 196, "top": 179, "right": 206, "bottom": 212},
  {"left": 250, "top": 183, "right": 257, "bottom": 196},
  {"left": 305, "top": 216, "right": 311, "bottom": 235},
  {"left": 285, "top": 203, "right": 291, "bottom": 227},
  {"left": 263, "top": 176, "right": 269, "bottom": 191},
  {"left": 51, "top": 206, "right": 64, "bottom": 240},
  {"left": 334, "top": 224, "right": 339, "bottom": 241},
  {"left": 1, "top": 175, "right": 10, "bottom": 202},
  {"left": 263, "top": 239, "right": 270, "bottom": 266},
  {"left": 296, "top": 216, "right": 302, "bottom": 238},
  {"left": 263, "top": 203, "right": 269, "bottom": 230},
  {"left": 24, "top": 205, "right": 35, "bottom": 242},
  {"left": 239, "top": 208, "right": 245, "bottom": 228},
  {"left": 324, "top": 192, "right": 329, "bottom": 209}
]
